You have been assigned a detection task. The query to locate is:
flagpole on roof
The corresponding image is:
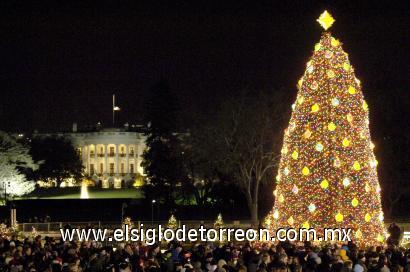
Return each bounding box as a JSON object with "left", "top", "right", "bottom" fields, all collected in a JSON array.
[
  {"left": 112, "top": 94, "right": 121, "bottom": 126},
  {"left": 112, "top": 94, "right": 115, "bottom": 126}
]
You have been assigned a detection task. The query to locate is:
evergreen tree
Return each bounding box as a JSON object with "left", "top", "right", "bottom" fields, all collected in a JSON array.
[
  {"left": 142, "top": 79, "right": 186, "bottom": 205},
  {"left": 166, "top": 214, "right": 178, "bottom": 230},
  {"left": 265, "top": 11, "right": 386, "bottom": 245}
]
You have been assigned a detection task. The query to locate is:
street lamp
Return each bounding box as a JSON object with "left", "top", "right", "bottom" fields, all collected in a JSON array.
[
  {"left": 3, "top": 181, "right": 10, "bottom": 206},
  {"left": 121, "top": 202, "right": 127, "bottom": 224},
  {"left": 151, "top": 199, "right": 156, "bottom": 225}
]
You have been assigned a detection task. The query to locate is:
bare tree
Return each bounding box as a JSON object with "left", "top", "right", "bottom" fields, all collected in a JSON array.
[{"left": 207, "top": 89, "right": 288, "bottom": 225}]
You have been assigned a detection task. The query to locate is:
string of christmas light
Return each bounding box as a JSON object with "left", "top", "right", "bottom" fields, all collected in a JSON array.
[{"left": 265, "top": 11, "right": 386, "bottom": 246}]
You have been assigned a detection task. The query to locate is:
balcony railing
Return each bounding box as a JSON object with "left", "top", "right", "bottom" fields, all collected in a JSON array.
[
  {"left": 97, "top": 153, "right": 105, "bottom": 157},
  {"left": 129, "top": 152, "right": 135, "bottom": 156},
  {"left": 120, "top": 153, "right": 126, "bottom": 157},
  {"left": 109, "top": 153, "right": 115, "bottom": 157},
  {"left": 89, "top": 152, "right": 95, "bottom": 157}
]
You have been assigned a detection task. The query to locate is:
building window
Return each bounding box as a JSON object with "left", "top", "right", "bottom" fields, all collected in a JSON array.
[
  {"left": 129, "top": 147, "right": 135, "bottom": 156},
  {"left": 121, "top": 163, "right": 125, "bottom": 175},
  {"left": 90, "top": 164, "right": 95, "bottom": 175},
  {"left": 130, "top": 164, "right": 134, "bottom": 174},
  {"left": 109, "top": 147, "right": 115, "bottom": 157},
  {"left": 100, "top": 163, "right": 104, "bottom": 174},
  {"left": 98, "top": 147, "right": 104, "bottom": 157},
  {"left": 109, "top": 163, "right": 115, "bottom": 175},
  {"left": 90, "top": 149, "right": 95, "bottom": 157},
  {"left": 120, "top": 146, "right": 126, "bottom": 157}
]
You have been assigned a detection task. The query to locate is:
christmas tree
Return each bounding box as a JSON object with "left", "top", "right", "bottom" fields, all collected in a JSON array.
[
  {"left": 214, "top": 213, "right": 225, "bottom": 229},
  {"left": 122, "top": 217, "right": 133, "bottom": 229},
  {"left": 214, "top": 213, "right": 227, "bottom": 243},
  {"left": 167, "top": 214, "right": 178, "bottom": 230},
  {"left": 265, "top": 11, "right": 386, "bottom": 245}
]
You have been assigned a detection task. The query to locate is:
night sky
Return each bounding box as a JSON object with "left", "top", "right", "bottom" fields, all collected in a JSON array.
[{"left": 0, "top": 0, "right": 408, "bottom": 133}]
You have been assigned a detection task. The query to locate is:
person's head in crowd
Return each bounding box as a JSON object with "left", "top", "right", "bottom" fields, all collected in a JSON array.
[
  {"left": 119, "top": 261, "right": 132, "bottom": 272},
  {"left": 344, "top": 260, "right": 353, "bottom": 270},
  {"left": 175, "top": 262, "right": 184, "bottom": 272}
]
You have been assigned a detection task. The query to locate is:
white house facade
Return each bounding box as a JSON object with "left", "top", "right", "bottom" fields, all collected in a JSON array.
[{"left": 34, "top": 125, "right": 147, "bottom": 189}]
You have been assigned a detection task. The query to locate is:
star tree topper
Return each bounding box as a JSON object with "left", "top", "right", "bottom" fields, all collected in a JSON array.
[{"left": 317, "top": 10, "right": 335, "bottom": 30}]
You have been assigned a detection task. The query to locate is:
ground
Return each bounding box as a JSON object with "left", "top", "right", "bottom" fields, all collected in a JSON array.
[{"left": 17, "top": 187, "right": 144, "bottom": 199}]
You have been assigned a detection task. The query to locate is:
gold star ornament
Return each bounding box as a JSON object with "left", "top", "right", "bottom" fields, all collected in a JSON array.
[{"left": 317, "top": 10, "right": 335, "bottom": 30}]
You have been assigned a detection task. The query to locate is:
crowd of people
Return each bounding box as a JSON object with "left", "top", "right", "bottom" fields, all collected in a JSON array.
[{"left": 1, "top": 232, "right": 410, "bottom": 272}]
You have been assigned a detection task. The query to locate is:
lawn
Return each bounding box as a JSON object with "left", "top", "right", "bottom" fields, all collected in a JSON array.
[{"left": 18, "top": 187, "right": 144, "bottom": 199}]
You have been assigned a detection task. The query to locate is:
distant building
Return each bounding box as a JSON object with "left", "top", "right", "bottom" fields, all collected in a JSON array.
[{"left": 34, "top": 123, "right": 147, "bottom": 189}]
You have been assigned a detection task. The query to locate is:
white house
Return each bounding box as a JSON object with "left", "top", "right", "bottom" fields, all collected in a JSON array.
[{"left": 34, "top": 123, "right": 147, "bottom": 189}]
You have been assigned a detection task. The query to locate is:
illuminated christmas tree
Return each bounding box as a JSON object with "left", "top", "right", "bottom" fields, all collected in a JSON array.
[
  {"left": 214, "top": 213, "right": 227, "bottom": 243},
  {"left": 214, "top": 213, "right": 225, "bottom": 229},
  {"left": 265, "top": 11, "right": 386, "bottom": 245},
  {"left": 122, "top": 217, "right": 134, "bottom": 237},
  {"left": 167, "top": 214, "right": 178, "bottom": 230},
  {"left": 122, "top": 217, "right": 133, "bottom": 229}
]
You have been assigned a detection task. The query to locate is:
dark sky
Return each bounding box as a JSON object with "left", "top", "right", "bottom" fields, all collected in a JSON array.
[{"left": 0, "top": 0, "right": 408, "bottom": 132}]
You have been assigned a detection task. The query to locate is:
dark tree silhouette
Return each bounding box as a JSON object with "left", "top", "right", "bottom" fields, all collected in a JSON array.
[
  {"left": 141, "top": 79, "right": 186, "bottom": 206},
  {"left": 30, "top": 137, "right": 83, "bottom": 187}
]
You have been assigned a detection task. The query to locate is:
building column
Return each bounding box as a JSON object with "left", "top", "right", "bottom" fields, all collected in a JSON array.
[
  {"left": 136, "top": 141, "right": 141, "bottom": 175},
  {"left": 115, "top": 144, "right": 119, "bottom": 174},
  {"left": 104, "top": 144, "right": 108, "bottom": 175},
  {"left": 90, "top": 145, "right": 95, "bottom": 176},
  {"left": 126, "top": 145, "right": 130, "bottom": 173}
]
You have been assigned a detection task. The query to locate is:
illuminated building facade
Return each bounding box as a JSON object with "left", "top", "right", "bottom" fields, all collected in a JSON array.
[{"left": 35, "top": 124, "right": 147, "bottom": 189}]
